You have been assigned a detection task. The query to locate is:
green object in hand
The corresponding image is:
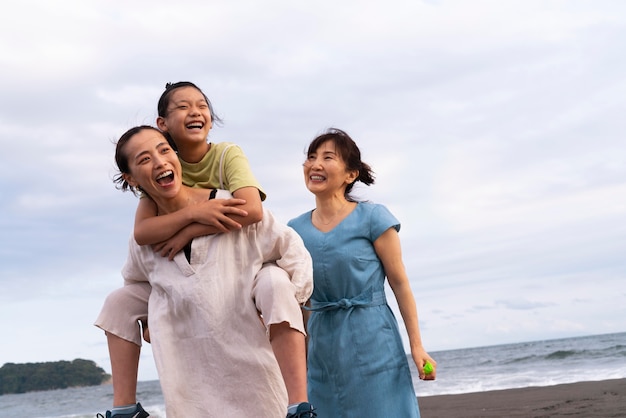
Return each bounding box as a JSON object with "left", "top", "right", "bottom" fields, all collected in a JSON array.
[{"left": 423, "top": 361, "right": 434, "bottom": 375}]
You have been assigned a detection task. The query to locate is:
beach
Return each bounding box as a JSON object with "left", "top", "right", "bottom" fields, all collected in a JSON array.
[
  {"left": 2, "top": 333, "right": 624, "bottom": 418},
  {"left": 418, "top": 378, "right": 626, "bottom": 417}
]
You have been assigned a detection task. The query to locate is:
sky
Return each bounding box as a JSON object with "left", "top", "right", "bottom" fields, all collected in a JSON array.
[{"left": 1, "top": 0, "right": 625, "bottom": 383}]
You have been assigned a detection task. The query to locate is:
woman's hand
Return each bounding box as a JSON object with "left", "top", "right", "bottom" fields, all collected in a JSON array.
[{"left": 411, "top": 346, "right": 437, "bottom": 381}]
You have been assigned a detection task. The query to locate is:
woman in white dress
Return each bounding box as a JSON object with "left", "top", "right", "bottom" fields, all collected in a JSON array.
[{"left": 112, "top": 125, "right": 314, "bottom": 417}]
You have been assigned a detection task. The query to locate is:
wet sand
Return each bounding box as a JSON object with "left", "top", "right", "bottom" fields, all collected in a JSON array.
[{"left": 418, "top": 378, "right": 626, "bottom": 417}]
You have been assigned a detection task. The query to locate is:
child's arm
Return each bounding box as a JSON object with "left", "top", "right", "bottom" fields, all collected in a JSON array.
[
  {"left": 231, "top": 186, "right": 264, "bottom": 225},
  {"left": 140, "top": 187, "right": 264, "bottom": 260},
  {"left": 153, "top": 223, "right": 223, "bottom": 260},
  {"left": 134, "top": 196, "right": 248, "bottom": 246}
]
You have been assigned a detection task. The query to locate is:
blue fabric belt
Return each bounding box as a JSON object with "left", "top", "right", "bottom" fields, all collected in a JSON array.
[{"left": 307, "top": 289, "right": 386, "bottom": 312}]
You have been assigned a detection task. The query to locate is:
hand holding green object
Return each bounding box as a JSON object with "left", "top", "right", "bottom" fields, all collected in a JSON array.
[{"left": 423, "top": 361, "right": 434, "bottom": 375}]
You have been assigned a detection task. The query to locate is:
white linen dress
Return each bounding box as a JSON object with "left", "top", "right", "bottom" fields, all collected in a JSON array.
[{"left": 122, "top": 208, "right": 312, "bottom": 417}]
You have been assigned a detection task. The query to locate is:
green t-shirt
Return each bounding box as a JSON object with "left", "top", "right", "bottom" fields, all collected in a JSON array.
[{"left": 180, "top": 142, "right": 266, "bottom": 201}]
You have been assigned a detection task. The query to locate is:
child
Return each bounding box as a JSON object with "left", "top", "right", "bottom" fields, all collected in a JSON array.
[{"left": 95, "top": 83, "right": 314, "bottom": 418}]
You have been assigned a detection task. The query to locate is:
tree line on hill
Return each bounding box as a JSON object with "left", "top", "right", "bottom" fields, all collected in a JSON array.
[{"left": 0, "top": 359, "right": 110, "bottom": 394}]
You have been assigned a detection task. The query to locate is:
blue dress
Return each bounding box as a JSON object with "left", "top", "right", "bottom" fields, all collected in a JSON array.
[{"left": 289, "top": 202, "right": 420, "bottom": 418}]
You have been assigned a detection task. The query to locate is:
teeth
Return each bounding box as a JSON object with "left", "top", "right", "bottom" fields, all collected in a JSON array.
[
  {"left": 187, "top": 123, "right": 203, "bottom": 129},
  {"left": 311, "top": 175, "right": 325, "bottom": 181},
  {"left": 156, "top": 170, "right": 173, "bottom": 180}
]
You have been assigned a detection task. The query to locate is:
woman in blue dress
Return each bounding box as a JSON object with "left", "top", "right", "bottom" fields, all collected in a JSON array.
[{"left": 288, "top": 128, "right": 436, "bottom": 417}]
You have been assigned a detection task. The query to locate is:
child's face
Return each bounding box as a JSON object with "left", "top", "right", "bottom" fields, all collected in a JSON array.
[{"left": 158, "top": 86, "right": 213, "bottom": 148}]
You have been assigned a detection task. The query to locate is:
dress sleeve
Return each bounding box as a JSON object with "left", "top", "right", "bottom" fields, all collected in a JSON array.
[{"left": 369, "top": 204, "right": 401, "bottom": 242}]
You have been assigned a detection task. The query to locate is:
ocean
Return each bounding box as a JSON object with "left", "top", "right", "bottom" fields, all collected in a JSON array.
[{"left": 2, "top": 332, "right": 624, "bottom": 418}]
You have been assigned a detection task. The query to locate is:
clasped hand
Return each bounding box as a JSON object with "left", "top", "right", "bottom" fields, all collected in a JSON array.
[{"left": 153, "top": 197, "right": 248, "bottom": 260}]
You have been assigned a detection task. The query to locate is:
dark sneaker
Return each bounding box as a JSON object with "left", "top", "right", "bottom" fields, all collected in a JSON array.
[
  {"left": 97, "top": 402, "right": 149, "bottom": 418},
  {"left": 286, "top": 402, "right": 317, "bottom": 418}
]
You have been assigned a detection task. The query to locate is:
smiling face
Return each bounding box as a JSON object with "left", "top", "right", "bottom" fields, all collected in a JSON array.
[
  {"left": 121, "top": 128, "right": 183, "bottom": 202},
  {"left": 303, "top": 140, "right": 358, "bottom": 197},
  {"left": 156, "top": 86, "right": 213, "bottom": 149}
]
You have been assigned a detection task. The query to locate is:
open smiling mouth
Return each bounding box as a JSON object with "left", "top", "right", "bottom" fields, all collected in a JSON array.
[{"left": 156, "top": 170, "right": 174, "bottom": 185}]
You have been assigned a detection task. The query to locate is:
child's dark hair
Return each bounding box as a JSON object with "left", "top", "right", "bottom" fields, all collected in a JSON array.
[
  {"left": 307, "top": 128, "right": 375, "bottom": 198},
  {"left": 157, "top": 81, "right": 223, "bottom": 150}
]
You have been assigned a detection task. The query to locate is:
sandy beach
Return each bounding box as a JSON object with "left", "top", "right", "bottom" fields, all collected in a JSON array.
[{"left": 418, "top": 379, "right": 626, "bottom": 417}]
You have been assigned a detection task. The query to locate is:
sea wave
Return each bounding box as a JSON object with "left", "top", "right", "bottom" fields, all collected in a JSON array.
[{"left": 3, "top": 332, "right": 625, "bottom": 417}]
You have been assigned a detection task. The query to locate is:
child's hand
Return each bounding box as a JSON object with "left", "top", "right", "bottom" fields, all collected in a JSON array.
[
  {"left": 152, "top": 229, "right": 193, "bottom": 260},
  {"left": 141, "top": 321, "right": 151, "bottom": 343},
  {"left": 191, "top": 198, "right": 248, "bottom": 232}
]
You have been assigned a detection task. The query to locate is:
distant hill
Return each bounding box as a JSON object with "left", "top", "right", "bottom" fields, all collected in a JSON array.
[{"left": 0, "top": 359, "right": 110, "bottom": 394}]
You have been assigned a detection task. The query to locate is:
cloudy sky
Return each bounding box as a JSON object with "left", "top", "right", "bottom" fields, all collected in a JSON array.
[{"left": 1, "top": 0, "right": 624, "bottom": 383}]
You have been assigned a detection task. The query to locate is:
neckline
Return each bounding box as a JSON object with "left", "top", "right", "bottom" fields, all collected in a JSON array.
[{"left": 310, "top": 202, "right": 359, "bottom": 233}]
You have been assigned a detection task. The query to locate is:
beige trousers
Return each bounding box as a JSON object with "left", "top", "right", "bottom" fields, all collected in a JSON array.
[{"left": 95, "top": 262, "right": 306, "bottom": 346}]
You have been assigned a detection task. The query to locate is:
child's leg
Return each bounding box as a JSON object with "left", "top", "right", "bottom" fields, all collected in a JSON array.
[
  {"left": 95, "top": 282, "right": 151, "bottom": 407},
  {"left": 106, "top": 332, "right": 142, "bottom": 406},
  {"left": 253, "top": 263, "right": 308, "bottom": 405},
  {"left": 270, "top": 322, "right": 308, "bottom": 404}
]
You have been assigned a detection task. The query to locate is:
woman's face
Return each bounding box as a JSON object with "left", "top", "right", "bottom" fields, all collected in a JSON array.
[
  {"left": 157, "top": 86, "right": 213, "bottom": 147},
  {"left": 303, "top": 140, "right": 357, "bottom": 196},
  {"left": 122, "top": 129, "right": 183, "bottom": 200}
]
